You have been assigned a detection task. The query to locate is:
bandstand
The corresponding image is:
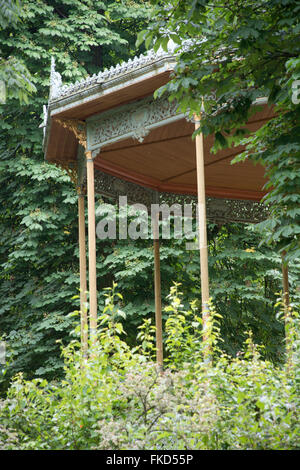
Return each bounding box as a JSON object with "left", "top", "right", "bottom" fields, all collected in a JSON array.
[{"left": 42, "top": 44, "right": 281, "bottom": 364}]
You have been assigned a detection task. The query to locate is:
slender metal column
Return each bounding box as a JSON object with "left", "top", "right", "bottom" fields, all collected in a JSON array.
[
  {"left": 78, "top": 187, "right": 88, "bottom": 355},
  {"left": 281, "top": 252, "right": 290, "bottom": 311},
  {"left": 153, "top": 206, "right": 163, "bottom": 370},
  {"left": 86, "top": 151, "right": 97, "bottom": 340},
  {"left": 194, "top": 112, "right": 210, "bottom": 342},
  {"left": 281, "top": 251, "right": 291, "bottom": 357}
]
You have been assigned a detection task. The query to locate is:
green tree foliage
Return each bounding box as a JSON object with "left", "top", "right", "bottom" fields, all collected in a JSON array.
[
  {"left": 0, "top": 152, "right": 79, "bottom": 381},
  {"left": 0, "top": 0, "right": 298, "bottom": 389},
  {"left": 0, "top": 0, "right": 36, "bottom": 103},
  {"left": 98, "top": 211, "right": 299, "bottom": 361},
  {"left": 138, "top": 0, "right": 300, "bottom": 262},
  {"left": 0, "top": 0, "right": 151, "bottom": 387},
  {"left": 1, "top": 0, "right": 150, "bottom": 153}
]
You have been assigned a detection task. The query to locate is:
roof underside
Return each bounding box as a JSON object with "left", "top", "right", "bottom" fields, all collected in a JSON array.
[
  {"left": 92, "top": 105, "right": 274, "bottom": 201},
  {"left": 44, "top": 54, "right": 275, "bottom": 202}
]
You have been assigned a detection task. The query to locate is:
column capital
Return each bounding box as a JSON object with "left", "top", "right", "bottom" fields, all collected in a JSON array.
[{"left": 85, "top": 149, "right": 98, "bottom": 161}]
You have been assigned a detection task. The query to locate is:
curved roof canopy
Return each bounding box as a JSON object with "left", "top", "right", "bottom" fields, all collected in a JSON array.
[{"left": 43, "top": 46, "right": 275, "bottom": 202}]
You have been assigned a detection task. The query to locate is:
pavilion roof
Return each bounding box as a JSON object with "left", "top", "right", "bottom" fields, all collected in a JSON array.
[
  {"left": 42, "top": 43, "right": 275, "bottom": 204},
  {"left": 50, "top": 44, "right": 178, "bottom": 103}
]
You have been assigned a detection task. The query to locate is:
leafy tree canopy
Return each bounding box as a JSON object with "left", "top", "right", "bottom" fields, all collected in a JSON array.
[
  {"left": 0, "top": 0, "right": 36, "bottom": 103},
  {"left": 0, "top": 0, "right": 151, "bottom": 386}
]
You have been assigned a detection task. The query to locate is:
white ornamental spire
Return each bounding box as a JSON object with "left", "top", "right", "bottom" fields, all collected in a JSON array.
[
  {"left": 49, "top": 57, "right": 62, "bottom": 100},
  {"left": 39, "top": 104, "right": 48, "bottom": 139}
]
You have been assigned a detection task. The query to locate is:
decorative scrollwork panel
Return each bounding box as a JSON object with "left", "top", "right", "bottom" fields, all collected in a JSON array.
[{"left": 86, "top": 95, "right": 184, "bottom": 152}]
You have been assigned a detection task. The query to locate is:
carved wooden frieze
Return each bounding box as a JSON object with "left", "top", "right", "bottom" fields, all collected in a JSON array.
[
  {"left": 86, "top": 95, "right": 184, "bottom": 152},
  {"left": 92, "top": 169, "right": 268, "bottom": 223}
]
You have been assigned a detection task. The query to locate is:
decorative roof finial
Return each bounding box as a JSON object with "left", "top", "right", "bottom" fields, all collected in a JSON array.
[
  {"left": 39, "top": 104, "right": 48, "bottom": 139},
  {"left": 49, "top": 56, "right": 62, "bottom": 100}
]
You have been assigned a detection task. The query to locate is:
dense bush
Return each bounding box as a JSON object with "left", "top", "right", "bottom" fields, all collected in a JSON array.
[{"left": 0, "top": 285, "right": 299, "bottom": 450}]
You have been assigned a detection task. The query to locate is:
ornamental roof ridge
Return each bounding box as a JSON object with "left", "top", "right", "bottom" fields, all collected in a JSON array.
[{"left": 50, "top": 41, "right": 178, "bottom": 102}]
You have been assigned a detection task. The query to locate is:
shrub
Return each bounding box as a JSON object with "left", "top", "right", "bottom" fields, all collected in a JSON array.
[{"left": 0, "top": 285, "right": 299, "bottom": 450}]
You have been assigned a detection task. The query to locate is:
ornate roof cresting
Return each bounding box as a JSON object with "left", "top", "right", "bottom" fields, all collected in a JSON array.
[{"left": 49, "top": 40, "right": 178, "bottom": 102}]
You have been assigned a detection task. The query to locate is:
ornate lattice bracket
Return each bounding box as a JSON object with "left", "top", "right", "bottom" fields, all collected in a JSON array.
[
  {"left": 205, "top": 197, "right": 268, "bottom": 224},
  {"left": 54, "top": 118, "right": 87, "bottom": 149},
  {"left": 86, "top": 95, "right": 185, "bottom": 153},
  {"left": 49, "top": 160, "right": 78, "bottom": 187},
  {"left": 161, "top": 192, "right": 269, "bottom": 224}
]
